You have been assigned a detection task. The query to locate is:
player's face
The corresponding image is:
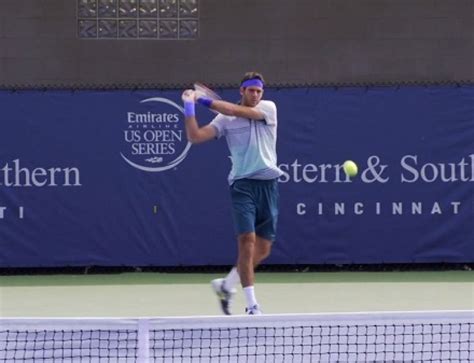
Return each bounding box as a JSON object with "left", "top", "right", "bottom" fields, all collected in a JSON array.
[{"left": 240, "top": 86, "right": 263, "bottom": 107}]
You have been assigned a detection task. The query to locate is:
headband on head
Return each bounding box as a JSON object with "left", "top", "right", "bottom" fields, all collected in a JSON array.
[{"left": 240, "top": 79, "right": 264, "bottom": 88}]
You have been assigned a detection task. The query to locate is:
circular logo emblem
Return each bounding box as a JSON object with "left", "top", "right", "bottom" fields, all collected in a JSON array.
[{"left": 120, "top": 97, "right": 191, "bottom": 172}]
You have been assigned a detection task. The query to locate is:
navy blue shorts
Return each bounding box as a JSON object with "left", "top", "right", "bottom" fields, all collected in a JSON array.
[{"left": 230, "top": 178, "right": 279, "bottom": 241}]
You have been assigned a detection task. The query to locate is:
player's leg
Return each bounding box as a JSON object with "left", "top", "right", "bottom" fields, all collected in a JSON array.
[
  {"left": 213, "top": 233, "right": 269, "bottom": 297},
  {"left": 229, "top": 179, "right": 263, "bottom": 315},
  {"left": 254, "top": 178, "right": 278, "bottom": 265},
  {"left": 243, "top": 179, "right": 279, "bottom": 315},
  {"left": 212, "top": 179, "right": 256, "bottom": 315},
  {"left": 237, "top": 231, "right": 262, "bottom": 315},
  {"left": 238, "top": 232, "right": 257, "bottom": 287},
  {"left": 238, "top": 235, "right": 272, "bottom": 315},
  {"left": 253, "top": 236, "right": 272, "bottom": 267},
  {"left": 211, "top": 234, "right": 258, "bottom": 316},
  {"left": 241, "top": 179, "right": 278, "bottom": 315},
  {"left": 213, "top": 235, "right": 269, "bottom": 315}
]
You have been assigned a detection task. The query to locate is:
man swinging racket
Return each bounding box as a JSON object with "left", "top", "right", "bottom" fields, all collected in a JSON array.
[{"left": 182, "top": 72, "right": 283, "bottom": 315}]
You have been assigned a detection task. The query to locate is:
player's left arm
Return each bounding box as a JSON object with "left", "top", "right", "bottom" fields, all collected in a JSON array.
[{"left": 209, "top": 100, "right": 265, "bottom": 121}]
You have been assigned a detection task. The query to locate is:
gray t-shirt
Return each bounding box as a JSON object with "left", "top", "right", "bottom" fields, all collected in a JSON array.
[{"left": 210, "top": 100, "right": 283, "bottom": 185}]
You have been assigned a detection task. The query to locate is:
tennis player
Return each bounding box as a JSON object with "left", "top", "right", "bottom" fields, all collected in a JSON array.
[{"left": 182, "top": 72, "right": 283, "bottom": 315}]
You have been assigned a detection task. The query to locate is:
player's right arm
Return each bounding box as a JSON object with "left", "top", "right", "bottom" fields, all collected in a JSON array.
[
  {"left": 185, "top": 119, "right": 216, "bottom": 144},
  {"left": 182, "top": 89, "right": 217, "bottom": 144}
]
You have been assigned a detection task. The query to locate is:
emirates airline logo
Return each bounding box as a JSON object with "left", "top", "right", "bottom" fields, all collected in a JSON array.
[{"left": 120, "top": 97, "right": 191, "bottom": 172}]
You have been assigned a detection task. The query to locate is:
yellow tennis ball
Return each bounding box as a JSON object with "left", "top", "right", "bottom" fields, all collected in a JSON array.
[{"left": 343, "top": 160, "right": 358, "bottom": 177}]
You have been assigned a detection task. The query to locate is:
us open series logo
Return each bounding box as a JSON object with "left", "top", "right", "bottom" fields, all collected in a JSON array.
[{"left": 120, "top": 97, "right": 191, "bottom": 172}]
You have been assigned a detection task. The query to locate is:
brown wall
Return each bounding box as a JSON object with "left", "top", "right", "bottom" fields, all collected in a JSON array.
[{"left": 0, "top": 0, "right": 473, "bottom": 87}]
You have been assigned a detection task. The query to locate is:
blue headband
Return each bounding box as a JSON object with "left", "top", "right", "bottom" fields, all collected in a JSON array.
[{"left": 241, "top": 79, "right": 264, "bottom": 88}]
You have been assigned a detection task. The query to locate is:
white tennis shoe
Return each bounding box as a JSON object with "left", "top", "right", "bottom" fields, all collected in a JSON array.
[
  {"left": 245, "top": 304, "right": 262, "bottom": 315},
  {"left": 211, "top": 278, "right": 236, "bottom": 315}
]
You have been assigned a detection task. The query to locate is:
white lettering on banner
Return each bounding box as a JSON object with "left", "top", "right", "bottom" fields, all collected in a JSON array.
[
  {"left": 0, "top": 206, "right": 24, "bottom": 219},
  {"left": 127, "top": 112, "right": 179, "bottom": 123},
  {"left": 121, "top": 97, "right": 191, "bottom": 172},
  {"left": 0, "top": 159, "right": 81, "bottom": 187},
  {"left": 124, "top": 130, "right": 141, "bottom": 142},
  {"left": 142, "top": 130, "right": 182, "bottom": 142},
  {"left": 282, "top": 155, "right": 471, "bottom": 216},
  {"left": 401, "top": 154, "right": 474, "bottom": 183},
  {"left": 296, "top": 203, "right": 306, "bottom": 215},
  {"left": 131, "top": 143, "right": 176, "bottom": 155},
  {"left": 279, "top": 154, "right": 474, "bottom": 184},
  {"left": 361, "top": 156, "right": 389, "bottom": 183},
  {"left": 296, "top": 201, "right": 462, "bottom": 216},
  {"left": 279, "top": 159, "right": 349, "bottom": 183}
]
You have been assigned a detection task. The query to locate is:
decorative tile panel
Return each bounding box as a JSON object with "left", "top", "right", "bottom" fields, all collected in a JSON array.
[
  {"left": 119, "top": 20, "right": 138, "bottom": 37},
  {"left": 78, "top": 0, "right": 197, "bottom": 39}
]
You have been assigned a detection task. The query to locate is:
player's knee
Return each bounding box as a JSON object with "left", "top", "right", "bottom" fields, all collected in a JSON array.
[
  {"left": 259, "top": 243, "right": 272, "bottom": 260},
  {"left": 255, "top": 238, "right": 272, "bottom": 259},
  {"left": 238, "top": 233, "right": 256, "bottom": 250}
]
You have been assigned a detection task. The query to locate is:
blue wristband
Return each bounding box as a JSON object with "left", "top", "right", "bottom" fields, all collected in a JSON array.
[
  {"left": 184, "top": 102, "right": 195, "bottom": 117},
  {"left": 197, "top": 97, "right": 213, "bottom": 108}
]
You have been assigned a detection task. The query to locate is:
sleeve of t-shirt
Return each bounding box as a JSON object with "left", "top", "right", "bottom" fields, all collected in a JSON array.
[
  {"left": 209, "top": 113, "right": 227, "bottom": 139},
  {"left": 255, "top": 100, "right": 277, "bottom": 126}
]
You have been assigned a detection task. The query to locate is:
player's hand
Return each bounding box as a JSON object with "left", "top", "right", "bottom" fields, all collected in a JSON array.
[
  {"left": 194, "top": 89, "right": 206, "bottom": 101},
  {"left": 182, "top": 89, "right": 196, "bottom": 103}
]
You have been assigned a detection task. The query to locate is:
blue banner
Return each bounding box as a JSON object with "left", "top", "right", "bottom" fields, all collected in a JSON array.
[{"left": 0, "top": 86, "right": 473, "bottom": 267}]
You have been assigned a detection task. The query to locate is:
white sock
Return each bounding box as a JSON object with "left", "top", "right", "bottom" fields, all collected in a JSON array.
[
  {"left": 223, "top": 267, "right": 240, "bottom": 291},
  {"left": 243, "top": 286, "right": 258, "bottom": 308}
]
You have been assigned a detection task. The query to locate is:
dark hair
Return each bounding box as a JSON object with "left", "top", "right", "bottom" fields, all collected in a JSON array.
[{"left": 240, "top": 72, "right": 265, "bottom": 86}]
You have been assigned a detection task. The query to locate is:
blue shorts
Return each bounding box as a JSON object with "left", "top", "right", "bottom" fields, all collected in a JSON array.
[{"left": 230, "top": 178, "right": 279, "bottom": 241}]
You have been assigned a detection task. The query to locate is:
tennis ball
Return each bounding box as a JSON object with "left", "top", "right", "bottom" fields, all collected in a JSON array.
[{"left": 343, "top": 160, "right": 358, "bottom": 177}]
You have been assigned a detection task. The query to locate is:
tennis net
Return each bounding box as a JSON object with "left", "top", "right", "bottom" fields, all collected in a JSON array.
[{"left": 1, "top": 310, "right": 472, "bottom": 362}]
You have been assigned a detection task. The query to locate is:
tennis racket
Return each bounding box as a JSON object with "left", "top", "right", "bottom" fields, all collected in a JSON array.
[{"left": 194, "top": 82, "right": 221, "bottom": 114}]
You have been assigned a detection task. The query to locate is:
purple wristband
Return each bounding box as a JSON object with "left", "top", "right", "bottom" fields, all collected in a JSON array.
[
  {"left": 184, "top": 102, "right": 195, "bottom": 117},
  {"left": 197, "top": 97, "right": 213, "bottom": 108}
]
